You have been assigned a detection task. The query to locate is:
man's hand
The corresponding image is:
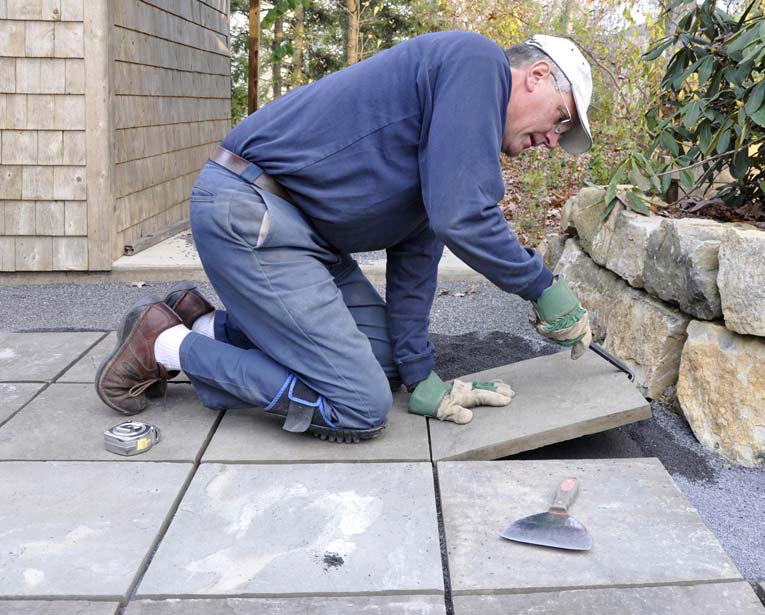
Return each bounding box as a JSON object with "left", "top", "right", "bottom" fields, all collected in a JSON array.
[
  {"left": 531, "top": 275, "right": 592, "bottom": 359},
  {"left": 407, "top": 371, "right": 514, "bottom": 424}
]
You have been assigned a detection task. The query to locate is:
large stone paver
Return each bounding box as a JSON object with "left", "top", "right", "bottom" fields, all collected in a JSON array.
[
  {"left": 0, "top": 461, "right": 192, "bottom": 598},
  {"left": 0, "top": 383, "right": 220, "bottom": 461},
  {"left": 0, "top": 382, "right": 43, "bottom": 423},
  {"left": 0, "top": 601, "right": 121, "bottom": 615},
  {"left": 429, "top": 351, "right": 650, "bottom": 460},
  {"left": 138, "top": 463, "right": 443, "bottom": 596},
  {"left": 438, "top": 458, "right": 740, "bottom": 594},
  {"left": 126, "top": 596, "right": 446, "bottom": 614},
  {"left": 453, "top": 582, "right": 765, "bottom": 614},
  {"left": 59, "top": 332, "right": 189, "bottom": 383},
  {"left": 0, "top": 332, "right": 104, "bottom": 381},
  {"left": 203, "top": 390, "right": 429, "bottom": 462}
]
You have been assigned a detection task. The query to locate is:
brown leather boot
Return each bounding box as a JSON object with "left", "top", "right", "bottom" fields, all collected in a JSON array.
[
  {"left": 163, "top": 281, "right": 214, "bottom": 328},
  {"left": 95, "top": 296, "right": 182, "bottom": 415}
]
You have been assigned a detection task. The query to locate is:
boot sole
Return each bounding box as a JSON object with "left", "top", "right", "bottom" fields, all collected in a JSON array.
[
  {"left": 307, "top": 422, "right": 386, "bottom": 444},
  {"left": 95, "top": 295, "right": 163, "bottom": 415}
]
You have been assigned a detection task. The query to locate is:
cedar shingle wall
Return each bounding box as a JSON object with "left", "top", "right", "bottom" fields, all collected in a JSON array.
[
  {"left": 113, "top": 0, "right": 230, "bottom": 253},
  {"left": 0, "top": 0, "right": 87, "bottom": 271}
]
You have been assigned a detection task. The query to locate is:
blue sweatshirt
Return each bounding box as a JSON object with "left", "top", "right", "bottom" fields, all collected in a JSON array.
[{"left": 222, "top": 30, "right": 553, "bottom": 386}]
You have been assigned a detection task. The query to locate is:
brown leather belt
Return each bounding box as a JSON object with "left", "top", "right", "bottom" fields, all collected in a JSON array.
[{"left": 209, "top": 145, "right": 295, "bottom": 205}]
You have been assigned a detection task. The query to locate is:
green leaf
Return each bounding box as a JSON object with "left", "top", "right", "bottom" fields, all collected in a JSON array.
[
  {"left": 715, "top": 126, "right": 731, "bottom": 154},
  {"left": 600, "top": 198, "right": 618, "bottom": 222},
  {"left": 750, "top": 107, "right": 765, "bottom": 127},
  {"left": 731, "top": 149, "right": 750, "bottom": 179},
  {"left": 759, "top": 180, "right": 765, "bottom": 195},
  {"left": 699, "top": 120, "right": 713, "bottom": 154},
  {"left": 744, "top": 81, "right": 765, "bottom": 116},
  {"left": 683, "top": 100, "right": 701, "bottom": 130},
  {"left": 605, "top": 178, "right": 618, "bottom": 208},
  {"left": 697, "top": 55, "right": 715, "bottom": 83},
  {"left": 626, "top": 191, "right": 651, "bottom": 216},
  {"left": 660, "top": 131, "right": 680, "bottom": 155},
  {"left": 644, "top": 39, "right": 673, "bottom": 61},
  {"left": 680, "top": 169, "right": 695, "bottom": 190}
]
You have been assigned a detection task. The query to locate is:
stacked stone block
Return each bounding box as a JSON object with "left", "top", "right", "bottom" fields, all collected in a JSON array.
[{"left": 545, "top": 188, "right": 765, "bottom": 466}]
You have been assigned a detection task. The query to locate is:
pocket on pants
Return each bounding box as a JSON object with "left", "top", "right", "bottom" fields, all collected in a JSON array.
[{"left": 227, "top": 185, "right": 271, "bottom": 249}]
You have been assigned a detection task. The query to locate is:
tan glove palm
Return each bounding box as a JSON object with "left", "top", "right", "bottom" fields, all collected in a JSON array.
[{"left": 408, "top": 372, "right": 514, "bottom": 425}]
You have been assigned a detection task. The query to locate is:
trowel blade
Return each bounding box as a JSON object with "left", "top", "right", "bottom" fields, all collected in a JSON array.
[{"left": 500, "top": 511, "right": 592, "bottom": 551}]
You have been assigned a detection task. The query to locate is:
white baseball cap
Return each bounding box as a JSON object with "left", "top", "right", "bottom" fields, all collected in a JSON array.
[{"left": 526, "top": 34, "right": 593, "bottom": 154}]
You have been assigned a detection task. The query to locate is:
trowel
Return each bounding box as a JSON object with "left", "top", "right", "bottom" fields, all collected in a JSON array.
[{"left": 500, "top": 477, "right": 592, "bottom": 551}]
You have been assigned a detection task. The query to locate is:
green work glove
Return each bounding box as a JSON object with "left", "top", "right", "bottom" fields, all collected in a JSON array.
[
  {"left": 531, "top": 275, "right": 592, "bottom": 359},
  {"left": 407, "top": 371, "right": 515, "bottom": 424}
]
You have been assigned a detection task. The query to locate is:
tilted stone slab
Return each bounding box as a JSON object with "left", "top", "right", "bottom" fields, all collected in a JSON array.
[
  {"left": 0, "top": 601, "right": 121, "bottom": 615},
  {"left": 718, "top": 227, "right": 765, "bottom": 337},
  {"left": 428, "top": 351, "right": 649, "bottom": 461},
  {"left": 453, "top": 582, "right": 765, "bottom": 614},
  {"left": 555, "top": 239, "right": 690, "bottom": 399},
  {"left": 59, "top": 332, "right": 190, "bottom": 384},
  {"left": 0, "top": 332, "right": 104, "bottom": 381},
  {"left": 0, "top": 461, "right": 192, "bottom": 598},
  {"left": 643, "top": 218, "right": 727, "bottom": 320},
  {"left": 0, "top": 382, "right": 43, "bottom": 424},
  {"left": 438, "top": 458, "right": 740, "bottom": 594},
  {"left": 138, "top": 463, "right": 443, "bottom": 596},
  {"left": 0, "top": 383, "right": 220, "bottom": 462},
  {"left": 126, "top": 596, "right": 446, "bottom": 614},
  {"left": 203, "top": 390, "right": 429, "bottom": 463},
  {"left": 678, "top": 320, "right": 765, "bottom": 467}
]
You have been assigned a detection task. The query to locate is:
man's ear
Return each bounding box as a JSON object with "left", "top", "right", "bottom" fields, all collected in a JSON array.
[{"left": 525, "top": 60, "right": 552, "bottom": 91}]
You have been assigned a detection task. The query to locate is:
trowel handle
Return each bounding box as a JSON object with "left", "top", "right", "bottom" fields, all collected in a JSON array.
[{"left": 549, "top": 477, "right": 579, "bottom": 513}]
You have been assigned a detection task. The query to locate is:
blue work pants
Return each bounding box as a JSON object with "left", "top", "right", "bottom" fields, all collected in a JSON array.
[{"left": 179, "top": 161, "right": 395, "bottom": 429}]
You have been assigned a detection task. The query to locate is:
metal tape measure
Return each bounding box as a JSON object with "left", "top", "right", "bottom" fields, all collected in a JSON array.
[{"left": 104, "top": 421, "right": 160, "bottom": 456}]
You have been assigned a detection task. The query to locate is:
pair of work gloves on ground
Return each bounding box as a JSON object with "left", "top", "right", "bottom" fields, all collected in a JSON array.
[{"left": 407, "top": 275, "right": 592, "bottom": 424}]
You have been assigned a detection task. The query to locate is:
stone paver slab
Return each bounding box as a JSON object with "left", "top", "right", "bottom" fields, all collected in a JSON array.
[
  {"left": 126, "top": 596, "right": 446, "bottom": 614},
  {"left": 0, "top": 332, "right": 104, "bottom": 381},
  {"left": 0, "top": 331, "right": 104, "bottom": 382},
  {"left": 429, "top": 351, "right": 650, "bottom": 460},
  {"left": 453, "top": 582, "right": 765, "bottom": 614},
  {"left": 203, "top": 390, "right": 429, "bottom": 462},
  {"left": 0, "top": 461, "right": 192, "bottom": 598},
  {"left": 438, "top": 458, "right": 740, "bottom": 593},
  {"left": 59, "top": 332, "right": 189, "bottom": 383},
  {"left": 0, "top": 383, "right": 220, "bottom": 461},
  {"left": 138, "top": 463, "right": 443, "bottom": 596},
  {"left": 0, "top": 382, "right": 43, "bottom": 424},
  {"left": 0, "top": 601, "right": 121, "bottom": 615}
]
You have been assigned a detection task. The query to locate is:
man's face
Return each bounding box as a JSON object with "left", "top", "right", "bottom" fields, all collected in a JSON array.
[{"left": 501, "top": 64, "right": 577, "bottom": 158}]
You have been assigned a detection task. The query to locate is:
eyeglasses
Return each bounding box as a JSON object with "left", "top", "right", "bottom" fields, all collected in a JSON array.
[{"left": 551, "top": 74, "right": 573, "bottom": 135}]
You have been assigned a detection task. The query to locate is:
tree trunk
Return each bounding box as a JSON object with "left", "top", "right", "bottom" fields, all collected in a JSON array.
[
  {"left": 346, "top": 0, "right": 359, "bottom": 65},
  {"left": 248, "top": 0, "right": 259, "bottom": 113},
  {"left": 273, "top": 15, "right": 284, "bottom": 98},
  {"left": 293, "top": 4, "right": 305, "bottom": 87}
]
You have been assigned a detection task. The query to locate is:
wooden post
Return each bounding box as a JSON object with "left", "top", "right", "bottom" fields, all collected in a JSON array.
[{"left": 248, "top": 0, "right": 260, "bottom": 113}]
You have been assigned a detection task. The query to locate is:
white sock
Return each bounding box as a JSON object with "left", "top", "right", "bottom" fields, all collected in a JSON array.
[
  {"left": 191, "top": 311, "right": 215, "bottom": 339},
  {"left": 154, "top": 324, "right": 190, "bottom": 371}
]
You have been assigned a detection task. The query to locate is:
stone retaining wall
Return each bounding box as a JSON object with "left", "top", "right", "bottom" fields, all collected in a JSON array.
[{"left": 541, "top": 187, "right": 765, "bottom": 466}]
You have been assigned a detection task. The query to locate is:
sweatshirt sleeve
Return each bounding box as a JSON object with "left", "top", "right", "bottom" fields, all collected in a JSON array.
[
  {"left": 385, "top": 220, "right": 444, "bottom": 387},
  {"left": 418, "top": 52, "right": 553, "bottom": 301}
]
